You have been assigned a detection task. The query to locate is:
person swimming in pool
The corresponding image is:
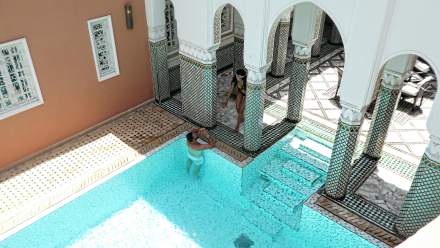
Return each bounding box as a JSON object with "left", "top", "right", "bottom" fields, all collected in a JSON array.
[
  {"left": 223, "top": 69, "right": 247, "bottom": 131},
  {"left": 186, "top": 128, "right": 215, "bottom": 177}
]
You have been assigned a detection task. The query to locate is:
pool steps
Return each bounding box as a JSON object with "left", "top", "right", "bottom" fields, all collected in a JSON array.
[
  {"left": 263, "top": 182, "right": 305, "bottom": 210},
  {"left": 243, "top": 202, "right": 284, "bottom": 236},
  {"left": 282, "top": 146, "right": 329, "bottom": 172},
  {"left": 281, "top": 160, "right": 321, "bottom": 187},
  {"left": 244, "top": 129, "right": 332, "bottom": 236},
  {"left": 261, "top": 161, "right": 314, "bottom": 196},
  {"left": 246, "top": 182, "right": 302, "bottom": 231}
]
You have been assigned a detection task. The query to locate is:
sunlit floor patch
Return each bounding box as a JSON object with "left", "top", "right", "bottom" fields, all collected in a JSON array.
[{"left": 69, "top": 199, "right": 201, "bottom": 248}]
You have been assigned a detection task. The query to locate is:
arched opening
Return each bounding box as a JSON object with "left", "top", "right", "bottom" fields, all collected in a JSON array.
[
  {"left": 214, "top": 4, "right": 247, "bottom": 133},
  {"left": 355, "top": 54, "right": 437, "bottom": 218},
  {"left": 262, "top": 3, "right": 346, "bottom": 143}
]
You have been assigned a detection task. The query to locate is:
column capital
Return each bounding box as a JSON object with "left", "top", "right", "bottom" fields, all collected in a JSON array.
[
  {"left": 382, "top": 69, "right": 405, "bottom": 90},
  {"left": 340, "top": 104, "right": 365, "bottom": 126},
  {"left": 245, "top": 65, "right": 269, "bottom": 85},
  {"left": 148, "top": 25, "right": 166, "bottom": 42},
  {"left": 426, "top": 135, "right": 440, "bottom": 162},
  {"left": 382, "top": 54, "right": 416, "bottom": 89},
  {"left": 179, "top": 40, "right": 218, "bottom": 64},
  {"left": 292, "top": 43, "right": 312, "bottom": 59}
]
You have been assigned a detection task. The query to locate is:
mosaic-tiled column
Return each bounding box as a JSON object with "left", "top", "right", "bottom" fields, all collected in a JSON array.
[
  {"left": 286, "top": 45, "right": 311, "bottom": 123},
  {"left": 364, "top": 55, "right": 416, "bottom": 158},
  {"left": 244, "top": 68, "right": 267, "bottom": 152},
  {"left": 179, "top": 41, "right": 217, "bottom": 127},
  {"left": 233, "top": 36, "right": 245, "bottom": 73},
  {"left": 149, "top": 38, "right": 170, "bottom": 102},
  {"left": 396, "top": 137, "right": 440, "bottom": 237},
  {"left": 270, "top": 19, "right": 290, "bottom": 77},
  {"left": 311, "top": 12, "right": 326, "bottom": 57},
  {"left": 325, "top": 107, "right": 364, "bottom": 199},
  {"left": 364, "top": 72, "right": 404, "bottom": 158}
]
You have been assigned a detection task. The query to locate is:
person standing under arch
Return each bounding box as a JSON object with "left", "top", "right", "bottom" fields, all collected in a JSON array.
[{"left": 223, "top": 69, "right": 247, "bottom": 131}]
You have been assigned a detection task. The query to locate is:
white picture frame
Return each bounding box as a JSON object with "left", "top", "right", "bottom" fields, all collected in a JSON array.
[
  {"left": 87, "top": 15, "right": 120, "bottom": 82},
  {"left": 0, "top": 38, "right": 44, "bottom": 120}
]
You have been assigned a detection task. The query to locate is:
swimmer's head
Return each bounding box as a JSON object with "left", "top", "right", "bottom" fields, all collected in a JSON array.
[{"left": 186, "top": 132, "right": 194, "bottom": 142}]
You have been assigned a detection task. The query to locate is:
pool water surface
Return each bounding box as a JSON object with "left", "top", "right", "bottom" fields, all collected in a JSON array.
[{"left": 1, "top": 136, "right": 378, "bottom": 248}]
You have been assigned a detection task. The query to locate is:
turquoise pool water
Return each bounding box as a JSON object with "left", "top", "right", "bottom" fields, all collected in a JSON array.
[{"left": 1, "top": 136, "right": 377, "bottom": 248}]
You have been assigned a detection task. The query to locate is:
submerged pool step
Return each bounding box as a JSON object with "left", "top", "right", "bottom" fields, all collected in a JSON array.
[
  {"left": 300, "top": 145, "right": 330, "bottom": 163},
  {"left": 246, "top": 182, "right": 302, "bottom": 231},
  {"left": 263, "top": 182, "right": 305, "bottom": 210},
  {"left": 261, "top": 165, "right": 313, "bottom": 196},
  {"left": 243, "top": 204, "right": 283, "bottom": 236},
  {"left": 281, "top": 160, "right": 321, "bottom": 187},
  {"left": 281, "top": 144, "right": 329, "bottom": 173}
]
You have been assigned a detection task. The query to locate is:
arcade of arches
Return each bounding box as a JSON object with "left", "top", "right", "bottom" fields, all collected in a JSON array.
[{"left": 145, "top": 0, "right": 440, "bottom": 241}]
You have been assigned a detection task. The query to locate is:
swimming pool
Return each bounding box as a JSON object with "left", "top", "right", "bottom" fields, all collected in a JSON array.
[{"left": 1, "top": 134, "right": 378, "bottom": 248}]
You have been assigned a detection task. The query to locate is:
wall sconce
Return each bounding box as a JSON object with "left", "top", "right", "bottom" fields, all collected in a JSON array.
[{"left": 125, "top": 3, "right": 134, "bottom": 29}]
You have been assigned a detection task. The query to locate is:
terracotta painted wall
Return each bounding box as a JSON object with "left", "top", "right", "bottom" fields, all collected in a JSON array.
[{"left": 0, "top": 0, "right": 154, "bottom": 170}]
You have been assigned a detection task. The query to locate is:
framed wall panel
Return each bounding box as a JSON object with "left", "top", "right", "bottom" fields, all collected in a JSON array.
[
  {"left": 0, "top": 38, "right": 44, "bottom": 119},
  {"left": 87, "top": 15, "right": 120, "bottom": 82}
]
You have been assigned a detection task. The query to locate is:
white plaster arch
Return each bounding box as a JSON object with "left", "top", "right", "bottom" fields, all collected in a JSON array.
[
  {"left": 381, "top": 50, "right": 440, "bottom": 86},
  {"left": 380, "top": 50, "right": 440, "bottom": 136},
  {"left": 264, "top": 0, "right": 353, "bottom": 64},
  {"left": 211, "top": 0, "right": 246, "bottom": 22},
  {"left": 266, "top": 8, "right": 293, "bottom": 65},
  {"left": 210, "top": 0, "right": 271, "bottom": 69},
  {"left": 268, "top": 0, "right": 348, "bottom": 48},
  {"left": 212, "top": 2, "right": 246, "bottom": 46}
]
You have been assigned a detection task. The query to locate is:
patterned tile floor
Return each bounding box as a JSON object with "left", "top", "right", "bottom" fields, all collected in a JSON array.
[
  {"left": 356, "top": 170, "right": 408, "bottom": 216},
  {"left": 0, "top": 102, "right": 249, "bottom": 238},
  {"left": 263, "top": 47, "right": 432, "bottom": 162}
]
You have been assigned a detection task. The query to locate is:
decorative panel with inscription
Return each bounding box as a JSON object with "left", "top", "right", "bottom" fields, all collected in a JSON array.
[
  {"left": 87, "top": 15, "right": 120, "bottom": 82},
  {"left": 0, "top": 38, "right": 43, "bottom": 119},
  {"left": 165, "top": 0, "right": 179, "bottom": 54},
  {"left": 221, "top": 5, "right": 234, "bottom": 36}
]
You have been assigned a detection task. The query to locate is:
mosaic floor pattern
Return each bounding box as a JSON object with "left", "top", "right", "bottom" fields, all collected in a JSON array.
[
  {"left": 357, "top": 170, "right": 409, "bottom": 216},
  {"left": 263, "top": 49, "right": 432, "bottom": 162},
  {"left": 0, "top": 103, "right": 250, "bottom": 238}
]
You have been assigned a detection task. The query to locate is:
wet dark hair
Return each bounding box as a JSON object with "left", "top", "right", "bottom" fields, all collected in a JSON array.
[
  {"left": 235, "top": 69, "right": 247, "bottom": 86},
  {"left": 236, "top": 69, "right": 246, "bottom": 77},
  {"left": 186, "top": 132, "right": 194, "bottom": 142}
]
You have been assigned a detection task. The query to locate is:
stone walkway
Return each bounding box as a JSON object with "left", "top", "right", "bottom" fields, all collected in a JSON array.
[{"left": 0, "top": 102, "right": 249, "bottom": 238}]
